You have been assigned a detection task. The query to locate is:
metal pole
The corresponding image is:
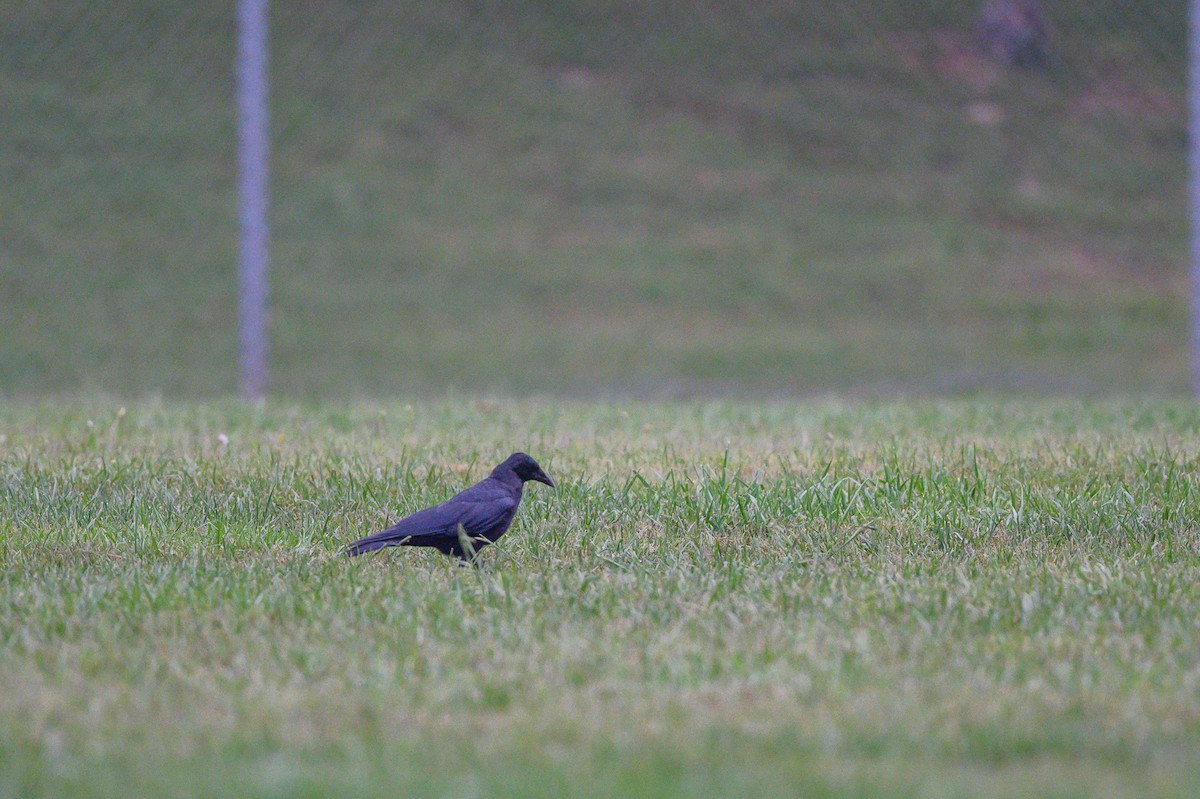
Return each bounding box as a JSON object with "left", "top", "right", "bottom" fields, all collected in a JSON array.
[
  {"left": 1191, "top": 0, "right": 1200, "bottom": 394},
  {"left": 237, "top": 0, "right": 269, "bottom": 399}
]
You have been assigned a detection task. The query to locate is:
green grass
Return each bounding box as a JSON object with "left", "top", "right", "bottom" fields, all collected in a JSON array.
[
  {"left": 3, "top": 398, "right": 1200, "bottom": 797},
  {"left": 0, "top": 1, "right": 1189, "bottom": 396}
]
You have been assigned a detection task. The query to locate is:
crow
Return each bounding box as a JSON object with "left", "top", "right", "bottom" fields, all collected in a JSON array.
[{"left": 345, "top": 452, "right": 554, "bottom": 562}]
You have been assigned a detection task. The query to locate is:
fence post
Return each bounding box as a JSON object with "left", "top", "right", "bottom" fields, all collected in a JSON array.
[
  {"left": 1192, "top": 0, "right": 1200, "bottom": 394},
  {"left": 237, "top": 0, "right": 270, "bottom": 399}
]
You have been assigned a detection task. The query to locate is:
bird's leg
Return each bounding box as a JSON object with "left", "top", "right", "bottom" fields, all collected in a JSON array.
[{"left": 455, "top": 524, "right": 478, "bottom": 562}]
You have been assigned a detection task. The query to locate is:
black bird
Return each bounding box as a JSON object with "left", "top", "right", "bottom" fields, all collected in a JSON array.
[{"left": 346, "top": 452, "right": 554, "bottom": 562}]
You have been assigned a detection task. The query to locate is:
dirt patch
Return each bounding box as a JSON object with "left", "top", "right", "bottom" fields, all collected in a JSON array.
[
  {"left": 890, "top": 29, "right": 1003, "bottom": 92},
  {"left": 1068, "top": 73, "right": 1181, "bottom": 122}
]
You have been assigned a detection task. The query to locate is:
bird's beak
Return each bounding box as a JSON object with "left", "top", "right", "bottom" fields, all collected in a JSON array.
[{"left": 534, "top": 469, "right": 555, "bottom": 488}]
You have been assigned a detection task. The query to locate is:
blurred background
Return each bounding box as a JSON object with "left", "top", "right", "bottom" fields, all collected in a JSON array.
[{"left": 0, "top": 0, "right": 1187, "bottom": 398}]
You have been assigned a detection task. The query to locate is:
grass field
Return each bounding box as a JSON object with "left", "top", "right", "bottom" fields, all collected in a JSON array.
[
  {"left": 3, "top": 4, "right": 1195, "bottom": 795},
  {"left": 3, "top": 398, "right": 1200, "bottom": 797},
  {"left": 0, "top": 2, "right": 1189, "bottom": 396}
]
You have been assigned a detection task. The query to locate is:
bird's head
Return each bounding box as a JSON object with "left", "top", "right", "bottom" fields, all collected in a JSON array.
[{"left": 500, "top": 452, "right": 555, "bottom": 488}]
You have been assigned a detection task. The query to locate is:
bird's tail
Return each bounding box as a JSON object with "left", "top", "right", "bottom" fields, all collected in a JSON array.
[{"left": 344, "top": 531, "right": 410, "bottom": 556}]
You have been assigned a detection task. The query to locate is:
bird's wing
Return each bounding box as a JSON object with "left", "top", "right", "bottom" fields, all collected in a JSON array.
[
  {"left": 450, "top": 490, "right": 520, "bottom": 542},
  {"left": 345, "top": 480, "right": 519, "bottom": 555}
]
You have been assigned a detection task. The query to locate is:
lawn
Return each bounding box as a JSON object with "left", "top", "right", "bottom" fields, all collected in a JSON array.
[
  {"left": 2, "top": 398, "right": 1199, "bottom": 797},
  {"left": 0, "top": 1, "right": 1189, "bottom": 396}
]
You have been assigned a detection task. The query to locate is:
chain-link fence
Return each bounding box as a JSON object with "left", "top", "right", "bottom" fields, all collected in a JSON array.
[{"left": 0, "top": 1, "right": 1188, "bottom": 396}]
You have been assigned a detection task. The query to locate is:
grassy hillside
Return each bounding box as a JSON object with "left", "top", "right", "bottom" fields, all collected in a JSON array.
[
  {"left": 0, "top": 2, "right": 1188, "bottom": 396},
  {"left": 2, "top": 398, "right": 1200, "bottom": 797}
]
